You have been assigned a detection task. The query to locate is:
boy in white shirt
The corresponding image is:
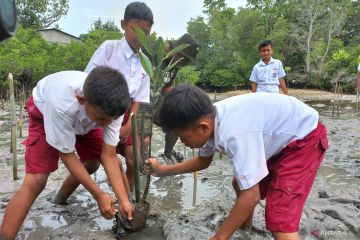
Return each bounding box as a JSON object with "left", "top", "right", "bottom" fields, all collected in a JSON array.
[
  {"left": 0, "top": 66, "right": 133, "bottom": 239},
  {"left": 145, "top": 85, "right": 328, "bottom": 240},
  {"left": 53, "top": 3, "right": 153, "bottom": 204},
  {"left": 250, "top": 40, "right": 288, "bottom": 94}
]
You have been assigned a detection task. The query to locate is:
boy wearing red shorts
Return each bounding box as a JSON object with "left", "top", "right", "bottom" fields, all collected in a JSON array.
[
  {"left": 0, "top": 66, "right": 133, "bottom": 239},
  {"left": 145, "top": 85, "right": 328, "bottom": 240}
]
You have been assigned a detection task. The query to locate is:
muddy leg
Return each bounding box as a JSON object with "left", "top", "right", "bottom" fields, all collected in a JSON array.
[
  {"left": 164, "top": 131, "right": 178, "bottom": 160},
  {"left": 53, "top": 160, "right": 100, "bottom": 205},
  {"left": 232, "top": 177, "right": 254, "bottom": 229},
  {"left": 0, "top": 173, "right": 49, "bottom": 239},
  {"left": 123, "top": 145, "right": 136, "bottom": 191},
  {"left": 272, "top": 232, "right": 300, "bottom": 240},
  {"left": 141, "top": 135, "right": 151, "bottom": 160}
]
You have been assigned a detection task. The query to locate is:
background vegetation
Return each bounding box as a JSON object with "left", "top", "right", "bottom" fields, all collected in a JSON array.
[{"left": 0, "top": 0, "right": 359, "bottom": 97}]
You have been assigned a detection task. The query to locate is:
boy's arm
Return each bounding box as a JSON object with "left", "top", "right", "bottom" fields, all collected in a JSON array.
[
  {"left": 249, "top": 66, "right": 258, "bottom": 93},
  {"left": 59, "top": 152, "right": 115, "bottom": 219},
  {"left": 101, "top": 143, "right": 133, "bottom": 219},
  {"left": 120, "top": 101, "right": 139, "bottom": 142},
  {"left": 279, "top": 78, "right": 288, "bottom": 95},
  {"left": 251, "top": 82, "right": 257, "bottom": 93},
  {"left": 211, "top": 184, "right": 260, "bottom": 240},
  {"left": 146, "top": 155, "right": 213, "bottom": 177}
]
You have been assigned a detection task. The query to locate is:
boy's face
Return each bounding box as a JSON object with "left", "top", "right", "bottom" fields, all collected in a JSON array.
[
  {"left": 259, "top": 45, "right": 273, "bottom": 62},
  {"left": 85, "top": 102, "right": 118, "bottom": 127},
  {"left": 173, "top": 124, "right": 211, "bottom": 149},
  {"left": 121, "top": 18, "right": 152, "bottom": 52}
]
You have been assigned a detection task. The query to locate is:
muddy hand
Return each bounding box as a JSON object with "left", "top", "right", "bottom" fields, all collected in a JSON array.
[
  {"left": 119, "top": 200, "right": 134, "bottom": 220},
  {"left": 96, "top": 191, "right": 116, "bottom": 219},
  {"left": 144, "top": 157, "right": 163, "bottom": 177}
]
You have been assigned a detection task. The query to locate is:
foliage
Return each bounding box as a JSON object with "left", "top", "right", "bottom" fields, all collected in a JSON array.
[
  {"left": 134, "top": 27, "right": 190, "bottom": 97},
  {"left": 16, "top": 0, "right": 69, "bottom": 29},
  {"left": 1, "top": 0, "right": 359, "bottom": 95}
]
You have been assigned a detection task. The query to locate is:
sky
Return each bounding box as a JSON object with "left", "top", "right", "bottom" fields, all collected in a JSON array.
[{"left": 57, "top": 0, "right": 247, "bottom": 39}]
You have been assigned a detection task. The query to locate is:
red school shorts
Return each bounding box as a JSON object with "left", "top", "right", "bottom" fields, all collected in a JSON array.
[
  {"left": 259, "top": 121, "right": 328, "bottom": 233},
  {"left": 117, "top": 111, "right": 140, "bottom": 155},
  {"left": 23, "top": 97, "right": 103, "bottom": 174}
]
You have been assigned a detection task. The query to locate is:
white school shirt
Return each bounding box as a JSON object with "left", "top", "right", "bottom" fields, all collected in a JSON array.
[
  {"left": 199, "top": 93, "right": 318, "bottom": 190},
  {"left": 85, "top": 37, "right": 150, "bottom": 103},
  {"left": 249, "top": 57, "right": 286, "bottom": 93},
  {"left": 32, "top": 71, "right": 123, "bottom": 153}
]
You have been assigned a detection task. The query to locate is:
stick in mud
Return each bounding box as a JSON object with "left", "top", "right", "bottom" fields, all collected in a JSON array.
[{"left": 8, "top": 73, "right": 18, "bottom": 180}]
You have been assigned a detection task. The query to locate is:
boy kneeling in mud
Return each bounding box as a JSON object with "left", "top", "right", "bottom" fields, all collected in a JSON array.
[
  {"left": 0, "top": 66, "right": 133, "bottom": 239},
  {"left": 145, "top": 85, "right": 328, "bottom": 240}
]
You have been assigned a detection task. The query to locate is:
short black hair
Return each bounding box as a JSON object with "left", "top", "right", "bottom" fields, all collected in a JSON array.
[
  {"left": 259, "top": 40, "right": 273, "bottom": 51},
  {"left": 83, "top": 66, "right": 131, "bottom": 117},
  {"left": 124, "top": 2, "right": 153, "bottom": 25},
  {"left": 159, "top": 85, "right": 215, "bottom": 132}
]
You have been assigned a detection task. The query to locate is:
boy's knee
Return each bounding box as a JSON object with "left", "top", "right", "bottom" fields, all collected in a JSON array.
[
  {"left": 84, "top": 160, "right": 100, "bottom": 174},
  {"left": 23, "top": 174, "right": 48, "bottom": 193},
  {"left": 272, "top": 232, "right": 300, "bottom": 240}
]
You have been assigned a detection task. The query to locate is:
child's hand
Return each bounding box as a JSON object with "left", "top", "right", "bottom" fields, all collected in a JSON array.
[
  {"left": 120, "top": 124, "right": 131, "bottom": 143},
  {"left": 144, "top": 157, "right": 163, "bottom": 177},
  {"left": 119, "top": 200, "right": 134, "bottom": 220},
  {"left": 95, "top": 191, "right": 116, "bottom": 219}
]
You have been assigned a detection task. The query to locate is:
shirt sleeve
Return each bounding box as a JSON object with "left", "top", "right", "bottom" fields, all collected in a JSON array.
[
  {"left": 43, "top": 102, "right": 76, "bottom": 153},
  {"left": 278, "top": 61, "right": 286, "bottom": 79},
  {"left": 249, "top": 66, "right": 258, "bottom": 83},
  {"left": 358, "top": 64, "right": 360, "bottom": 72},
  {"left": 102, "top": 115, "right": 123, "bottom": 146},
  {"left": 227, "top": 132, "right": 269, "bottom": 190},
  {"left": 84, "top": 43, "right": 107, "bottom": 73},
  {"left": 133, "top": 73, "right": 150, "bottom": 103}
]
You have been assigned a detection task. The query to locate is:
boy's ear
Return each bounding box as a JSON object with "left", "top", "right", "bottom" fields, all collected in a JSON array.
[
  {"left": 120, "top": 20, "right": 126, "bottom": 31},
  {"left": 198, "top": 121, "right": 211, "bottom": 133},
  {"left": 76, "top": 94, "right": 86, "bottom": 105}
]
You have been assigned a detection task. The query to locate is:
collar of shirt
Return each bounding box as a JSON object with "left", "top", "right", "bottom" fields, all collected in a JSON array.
[
  {"left": 260, "top": 57, "right": 274, "bottom": 66},
  {"left": 120, "top": 37, "right": 137, "bottom": 59},
  {"left": 78, "top": 104, "right": 88, "bottom": 122}
]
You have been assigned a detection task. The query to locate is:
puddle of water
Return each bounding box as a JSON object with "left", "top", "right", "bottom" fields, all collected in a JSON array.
[{"left": 305, "top": 99, "right": 359, "bottom": 118}]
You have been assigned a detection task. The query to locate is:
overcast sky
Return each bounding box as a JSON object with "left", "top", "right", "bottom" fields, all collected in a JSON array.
[{"left": 57, "top": 0, "right": 247, "bottom": 39}]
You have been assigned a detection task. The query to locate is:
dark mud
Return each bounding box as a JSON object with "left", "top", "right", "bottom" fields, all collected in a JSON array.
[{"left": 0, "top": 93, "right": 359, "bottom": 240}]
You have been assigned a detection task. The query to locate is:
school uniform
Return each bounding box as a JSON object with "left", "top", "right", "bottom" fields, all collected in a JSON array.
[
  {"left": 199, "top": 93, "right": 328, "bottom": 232},
  {"left": 24, "top": 71, "right": 123, "bottom": 173},
  {"left": 85, "top": 37, "right": 150, "bottom": 146},
  {"left": 250, "top": 57, "right": 286, "bottom": 93}
]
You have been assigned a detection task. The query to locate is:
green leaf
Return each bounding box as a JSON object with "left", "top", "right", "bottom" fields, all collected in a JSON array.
[
  {"left": 164, "top": 57, "right": 184, "bottom": 72},
  {"left": 134, "top": 27, "right": 153, "bottom": 56},
  {"left": 155, "top": 37, "right": 165, "bottom": 66},
  {"left": 164, "top": 44, "right": 190, "bottom": 60},
  {"left": 138, "top": 51, "right": 153, "bottom": 78}
]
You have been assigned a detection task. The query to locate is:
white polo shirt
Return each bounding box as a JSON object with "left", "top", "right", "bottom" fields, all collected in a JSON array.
[
  {"left": 249, "top": 57, "right": 286, "bottom": 93},
  {"left": 199, "top": 93, "right": 318, "bottom": 190},
  {"left": 85, "top": 37, "right": 150, "bottom": 103},
  {"left": 32, "top": 71, "right": 123, "bottom": 153}
]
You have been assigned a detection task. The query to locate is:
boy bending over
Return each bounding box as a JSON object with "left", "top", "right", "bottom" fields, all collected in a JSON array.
[
  {"left": 145, "top": 85, "right": 328, "bottom": 240},
  {"left": 0, "top": 66, "right": 133, "bottom": 239}
]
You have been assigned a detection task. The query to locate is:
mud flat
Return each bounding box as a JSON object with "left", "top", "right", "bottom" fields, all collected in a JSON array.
[{"left": 0, "top": 90, "right": 359, "bottom": 239}]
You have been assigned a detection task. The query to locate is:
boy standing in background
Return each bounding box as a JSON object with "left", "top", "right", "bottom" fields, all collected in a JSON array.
[{"left": 250, "top": 40, "right": 288, "bottom": 94}]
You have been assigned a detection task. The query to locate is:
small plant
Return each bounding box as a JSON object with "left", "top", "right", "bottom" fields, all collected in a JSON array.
[{"left": 134, "top": 27, "right": 190, "bottom": 98}]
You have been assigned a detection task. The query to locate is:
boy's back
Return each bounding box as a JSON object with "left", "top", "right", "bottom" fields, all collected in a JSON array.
[{"left": 200, "top": 93, "right": 319, "bottom": 189}]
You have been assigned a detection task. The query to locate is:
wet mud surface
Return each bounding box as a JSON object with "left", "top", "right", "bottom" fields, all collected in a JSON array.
[{"left": 0, "top": 91, "right": 359, "bottom": 239}]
